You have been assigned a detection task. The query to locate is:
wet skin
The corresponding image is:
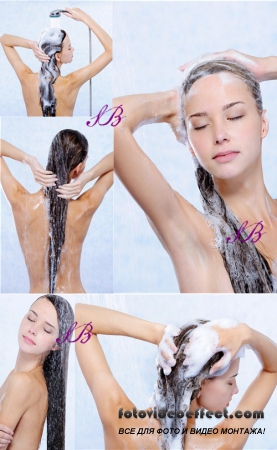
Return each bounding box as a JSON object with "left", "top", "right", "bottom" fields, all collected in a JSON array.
[{"left": 11, "top": 188, "right": 98, "bottom": 293}]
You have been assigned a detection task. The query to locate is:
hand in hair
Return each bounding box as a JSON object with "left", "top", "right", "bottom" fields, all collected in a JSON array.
[
  {"left": 25, "top": 155, "right": 58, "bottom": 187},
  {"left": 29, "top": 41, "right": 50, "bottom": 62},
  {"left": 56, "top": 171, "right": 89, "bottom": 199},
  {"left": 178, "top": 49, "right": 270, "bottom": 82},
  {"left": 156, "top": 324, "right": 180, "bottom": 375},
  {"left": 0, "top": 423, "right": 13, "bottom": 447}
]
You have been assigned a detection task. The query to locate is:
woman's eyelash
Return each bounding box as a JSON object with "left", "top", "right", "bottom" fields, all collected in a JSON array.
[
  {"left": 229, "top": 115, "right": 243, "bottom": 121},
  {"left": 194, "top": 125, "right": 207, "bottom": 130},
  {"left": 28, "top": 317, "right": 35, "bottom": 322},
  {"left": 44, "top": 329, "right": 51, "bottom": 334}
]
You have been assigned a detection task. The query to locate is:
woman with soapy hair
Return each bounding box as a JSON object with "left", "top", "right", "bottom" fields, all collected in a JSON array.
[
  {"left": 114, "top": 50, "right": 277, "bottom": 293},
  {"left": 0, "top": 7, "right": 112, "bottom": 116},
  {"left": 74, "top": 303, "right": 277, "bottom": 449}
]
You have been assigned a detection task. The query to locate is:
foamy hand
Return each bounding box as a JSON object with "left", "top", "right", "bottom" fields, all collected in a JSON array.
[
  {"left": 156, "top": 324, "right": 181, "bottom": 375},
  {"left": 183, "top": 319, "right": 240, "bottom": 378},
  {"left": 178, "top": 50, "right": 267, "bottom": 82}
]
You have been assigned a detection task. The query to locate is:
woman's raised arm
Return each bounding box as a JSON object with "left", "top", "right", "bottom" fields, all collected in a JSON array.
[
  {"left": 0, "top": 34, "right": 48, "bottom": 81},
  {"left": 63, "top": 7, "right": 112, "bottom": 88},
  {"left": 0, "top": 139, "right": 57, "bottom": 205},
  {"left": 208, "top": 323, "right": 277, "bottom": 435},
  {"left": 75, "top": 304, "right": 165, "bottom": 425},
  {"left": 114, "top": 91, "right": 197, "bottom": 247}
]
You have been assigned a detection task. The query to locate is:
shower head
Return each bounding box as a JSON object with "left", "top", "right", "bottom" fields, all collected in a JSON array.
[{"left": 49, "top": 9, "right": 71, "bottom": 18}]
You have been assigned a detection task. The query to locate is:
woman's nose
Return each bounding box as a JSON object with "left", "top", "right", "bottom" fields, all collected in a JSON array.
[
  {"left": 213, "top": 121, "right": 230, "bottom": 145},
  {"left": 233, "top": 383, "right": 239, "bottom": 395},
  {"left": 29, "top": 324, "right": 38, "bottom": 335}
]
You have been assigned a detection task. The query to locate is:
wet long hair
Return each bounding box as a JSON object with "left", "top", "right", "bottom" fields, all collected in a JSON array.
[
  {"left": 45, "top": 130, "right": 89, "bottom": 293},
  {"left": 180, "top": 60, "right": 276, "bottom": 293},
  {"left": 38, "top": 28, "right": 66, "bottom": 116},
  {"left": 38, "top": 294, "right": 74, "bottom": 450},
  {"left": 151, "top": 320, "right": 223, "bottom": 449}
]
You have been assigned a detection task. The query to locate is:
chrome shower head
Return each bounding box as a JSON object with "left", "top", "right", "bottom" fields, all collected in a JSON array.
[{"left": 49, "top": 9, "right": 70, "bottom": 18}]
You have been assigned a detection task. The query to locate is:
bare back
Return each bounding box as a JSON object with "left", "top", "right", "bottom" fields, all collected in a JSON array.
[
  {"left": 0, "top": 368, "right": 47, "bottom": 450},
  {"left": 11, "top": 189, "right": 94, "bottom": 293},
  {"left": 21, "top": 73, "right": 79, "bottom": 116}
]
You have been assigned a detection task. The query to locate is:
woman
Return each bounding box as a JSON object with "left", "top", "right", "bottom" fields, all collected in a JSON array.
[
  {"left": 0, "top": 131, "right": 113, "bottom": 293},
  {"left": 75, "top": 303, "right": 277, "bottom": 449},
  {"left": 0, "top": 7, "right": 112, "bottom": 116},
  {"left": 0, "top": 294, "right": 74, "bottom": 449},
  {"left": 114, "top": 50, "right": 277, "bottom": 293}
]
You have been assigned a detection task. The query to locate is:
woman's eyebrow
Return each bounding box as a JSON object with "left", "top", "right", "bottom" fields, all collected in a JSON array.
[
  {"left": 29, "top": 309, "right": 56, "bottom": 329},
  {"left": 188, "top": 101, "right": 245, "bottom": 120}
]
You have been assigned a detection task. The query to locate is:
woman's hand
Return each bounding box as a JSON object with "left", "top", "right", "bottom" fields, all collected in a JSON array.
[
  {"left": 179, "top": 49, "right": 270, "bottom": 82},
  {"left": 29, "top": 40, "right": 50, "bottom": 62},
  {"left": 156, "top": 324, "right": 181, "bottom": 375},
  {"left": 24, "top": 155, "right": 57, "bottom": 187},
  {"left": 56, "top": 172, "right": 90, "bottom": 199},
  {"left": 62, "top": 7, "right": 88, "bottom": 22},
  {"left": 182, "top": 319, "right": 249, "bottom": 377},
  {"left": 0, "top": 424, "right": 13, "bottom": 448}
]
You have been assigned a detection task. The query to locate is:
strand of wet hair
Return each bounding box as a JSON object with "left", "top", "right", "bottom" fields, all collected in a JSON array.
[{"left": 195, "top": 161, "right": 274, "bottom": 293}]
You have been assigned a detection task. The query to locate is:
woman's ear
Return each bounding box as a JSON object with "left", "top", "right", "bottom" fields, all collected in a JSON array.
[
  {"left": 261, "top": 110, "right": 269, "bottom": 139},
  {"left": 55, "top": 52, "right": 62, "bottom": 63},
  {"left": 196, "top": 379, "right": 206, "bottom": 398}
]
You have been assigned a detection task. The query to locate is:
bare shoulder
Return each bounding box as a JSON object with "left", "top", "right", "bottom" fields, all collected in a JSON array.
[{"left": 8, "top": 371, "right": 45, "bottom": 404}]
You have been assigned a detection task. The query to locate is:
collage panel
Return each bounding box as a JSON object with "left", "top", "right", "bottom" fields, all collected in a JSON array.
[
  {"left": 0, "top": 0, "right": 277, "bottom": 449},
  {"left": 0, "top": 294, "right": 76, "bottom": 450},
  {"left": 74, "top": 293, "right": 277, "bottom": 449},
  {"left": 1, "top": 117, "right": 113, "bottom": 294},
  {"left": 113, "top": 1, "right": 277, "bottom": 294},
  {"left": 0, "top": 1, "right": 112, "bottom": 117}
]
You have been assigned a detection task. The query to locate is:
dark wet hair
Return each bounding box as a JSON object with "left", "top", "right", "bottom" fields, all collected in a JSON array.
[
  {"left": 152, "top": 320, "right": 223, "bottom": 449},
  {"left": 180, "top": 60, "right": 275, "bottom": 293},
  {"left": 38, "top": 28, "right": 66, "bottom": 117},
  {"left": 37, "top": 294, "right": 74, "bottom": 450},
  {"left": 45, "top": 130, "right": 89, "bottom": 293}
]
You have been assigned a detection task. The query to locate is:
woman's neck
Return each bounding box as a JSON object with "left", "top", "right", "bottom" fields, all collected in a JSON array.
[
  {"left": 214, "top": 160, "right": 277, "bottom": 226},
  {"left": 14, "top": 349, "right": 44, "bottom": 373}
]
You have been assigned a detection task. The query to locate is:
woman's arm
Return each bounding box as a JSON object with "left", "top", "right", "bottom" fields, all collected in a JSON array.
[
  {"left": 0, "top": 373, "right": 33, "bottom": 449},
  {"left": 0, "top": 139, "right": 57, "bottom": 204},
  {"left": 179, "top": 49, "right": 277, "bottom": 82},
  {"left": 57, "top": 152, "right": 113, "bottom": 214},
  {"left": 114, "top": 91, "right": 197, "bottom": 249},
  {"left": 75, "top": 304, "right": 165, "bottom": 425},
  {"left": 63, "top": 7, "right": 112, "bottom": 88},
  {"left": 209, "top": 324, "right": 277, "bottom": 433},
  {"left": 0, "top": 34, "right": 48, "bottom": 80}
]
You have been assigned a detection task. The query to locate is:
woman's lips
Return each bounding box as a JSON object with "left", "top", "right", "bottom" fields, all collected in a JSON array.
[
  {"left": 23, "top": 335, "right": 36, "bottom": 345},
  {"left": 213, "top": 151, "right": 239, "bottom": 163}
]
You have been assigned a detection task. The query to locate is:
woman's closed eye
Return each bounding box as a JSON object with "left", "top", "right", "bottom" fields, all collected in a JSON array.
[
  {"left": 228, "top": 115, "right": 244, "bottom": 121},
  {"left": 44, "top": 328, "right": 52, "bottom": 334}
]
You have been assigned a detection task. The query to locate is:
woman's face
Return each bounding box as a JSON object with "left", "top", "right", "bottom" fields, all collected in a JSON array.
[
  {"left": 59, "top": 33, "right": 74, "bottom": 64},
  {"left": 18, "top": 297, "right": 59, "bottom": 357},
  {"left": 197, "top": 358, "right": 240, "bottom": 411},
  {"left": 183, "top": 72, "right": 268, "bottom": 180}
]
